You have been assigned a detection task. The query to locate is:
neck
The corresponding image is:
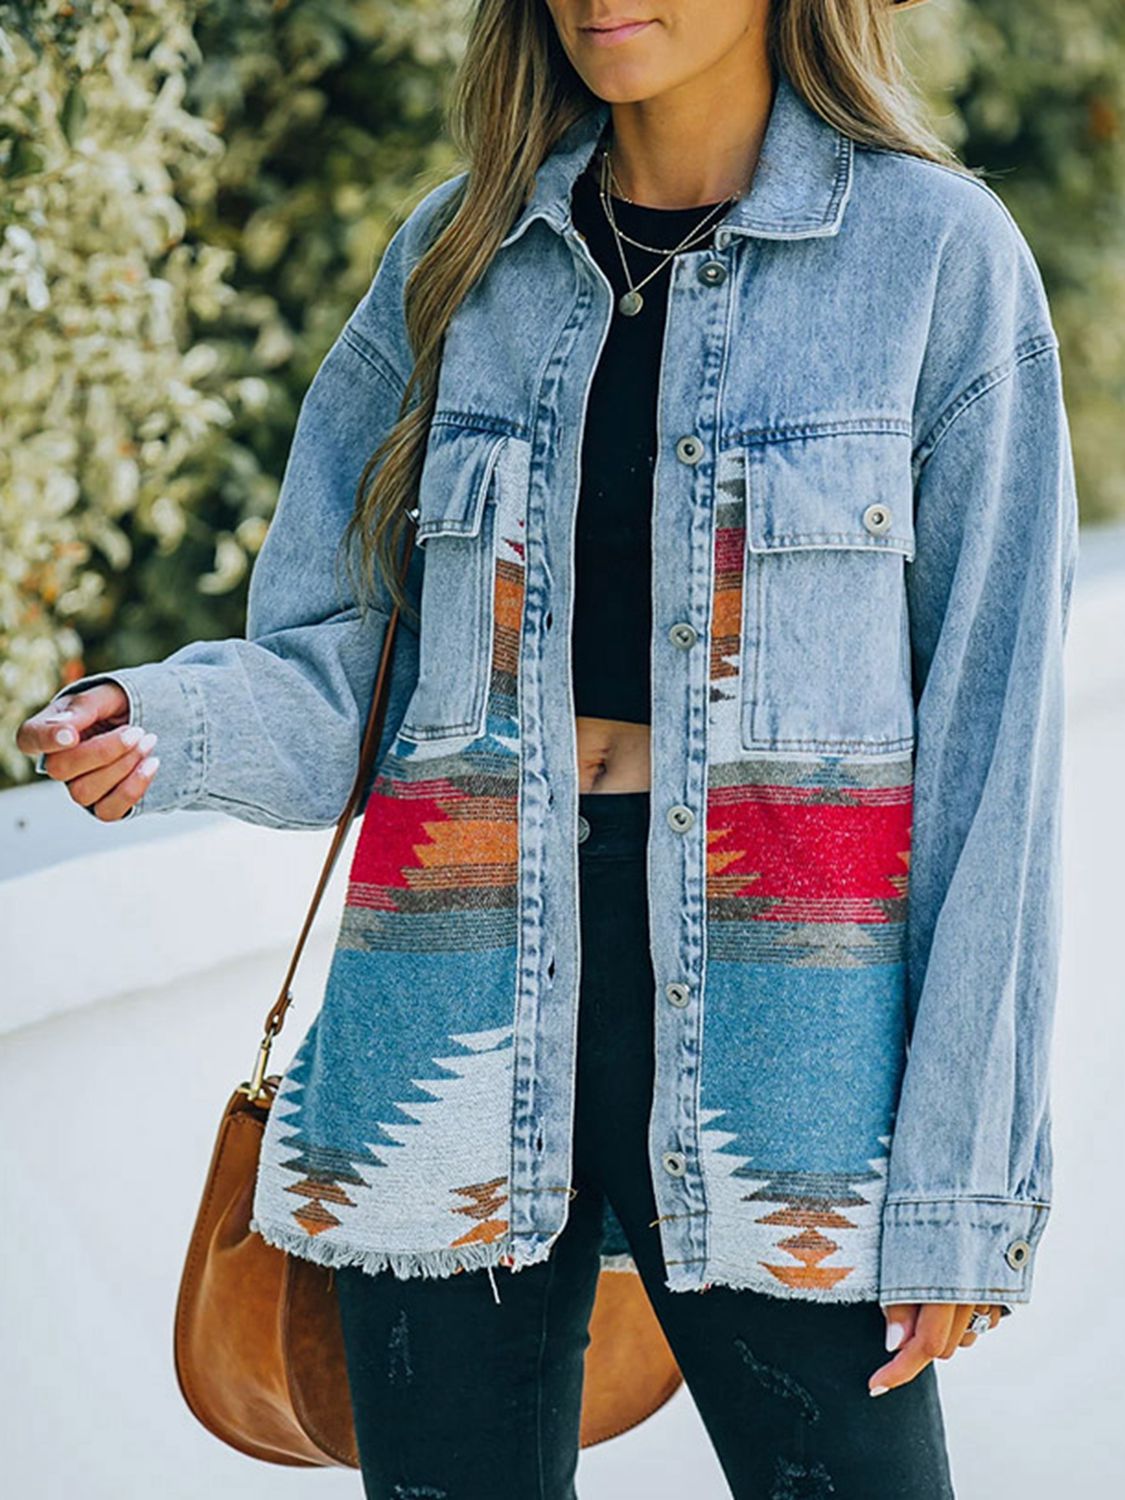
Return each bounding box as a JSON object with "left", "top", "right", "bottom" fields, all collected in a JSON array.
[{"left": 601, "top": 33, "right": 774, "bottom": 210}]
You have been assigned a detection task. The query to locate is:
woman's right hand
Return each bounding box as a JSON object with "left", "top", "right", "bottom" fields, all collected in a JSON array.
[{"left": 15, "top": 682, "right": 161, "bottom": 821}]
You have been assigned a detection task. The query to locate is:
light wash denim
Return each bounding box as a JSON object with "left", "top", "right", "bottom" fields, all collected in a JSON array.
[{"left": 35, "top": 74, "right": 1078, "bottom": 1311}]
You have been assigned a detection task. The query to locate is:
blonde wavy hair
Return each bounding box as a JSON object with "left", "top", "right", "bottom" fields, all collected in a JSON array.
[{"left": 343, "top": 0, "right": 957, "bottom": 617}]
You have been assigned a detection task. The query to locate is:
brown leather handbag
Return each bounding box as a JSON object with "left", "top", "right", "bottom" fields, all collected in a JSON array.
[{"left": 172, "top": 521, "right": 683, "bottom": 1467}]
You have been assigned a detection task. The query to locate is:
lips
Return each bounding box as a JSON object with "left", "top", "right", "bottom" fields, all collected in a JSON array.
[{"left": 581, "top": 18, "right": 654, "bottom": 44}]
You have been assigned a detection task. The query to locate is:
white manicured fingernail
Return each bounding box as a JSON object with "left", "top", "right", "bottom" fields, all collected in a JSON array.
[
  {"left": 885, "top": 1323, "right": 905, "bottom": 1351},
  {"left": 138, "top": 731, "right": 158, "bottom": 755},
  {"left": 55, "top": 727, "right": 78, "bottom": 746},
  {"left": 870, "top": 1385, "right": 889, "bottom": 1397},
  {"left": 139, "top": 755, "right": 160, "bottom": 778},
  {"left": 121, "top": 726, "right": 144, "bottom": 747}
]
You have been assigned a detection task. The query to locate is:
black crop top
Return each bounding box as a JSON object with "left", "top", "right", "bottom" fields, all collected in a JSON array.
[{"left": 569, "top": 150, "right": 727, "bottom": 725}]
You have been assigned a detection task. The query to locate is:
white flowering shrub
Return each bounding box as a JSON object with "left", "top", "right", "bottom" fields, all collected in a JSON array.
[
  {"left": 1, "top": 0, "right": 463, "bottom": 786},
  {"left": 0, "top": 0, "right": 239, "bottom": 779}
]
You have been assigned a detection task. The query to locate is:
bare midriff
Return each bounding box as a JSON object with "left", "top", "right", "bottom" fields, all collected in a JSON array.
[{"left": 575, "top": 715, "right": 651, "bottom": 793}]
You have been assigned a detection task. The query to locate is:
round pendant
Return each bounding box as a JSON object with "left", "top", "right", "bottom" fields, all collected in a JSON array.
[{"left": 618, "top": 289, "right": 644, "bottom": 317}]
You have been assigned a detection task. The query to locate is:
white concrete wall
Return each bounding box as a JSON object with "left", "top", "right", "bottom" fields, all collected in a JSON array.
[{"left": 3, "top": 522, "right": 1124, "bottom": 1499}]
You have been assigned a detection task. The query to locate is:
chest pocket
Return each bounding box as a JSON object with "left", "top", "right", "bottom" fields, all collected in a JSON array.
[
  {"left": 739, "top": 427, "right": 916, "bottom": 756},
  {"left": 398, "top": 421, "right": 510, "bottom": 745}
]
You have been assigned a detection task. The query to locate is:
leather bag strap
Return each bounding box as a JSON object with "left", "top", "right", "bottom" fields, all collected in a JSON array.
[{"left": 241, "top": 521, "right": 416, "bottom": 1099}]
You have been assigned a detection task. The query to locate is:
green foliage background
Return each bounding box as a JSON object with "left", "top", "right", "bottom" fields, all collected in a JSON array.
[{"left": 2, "top": 0, "right": 1121, "bottom": 785}]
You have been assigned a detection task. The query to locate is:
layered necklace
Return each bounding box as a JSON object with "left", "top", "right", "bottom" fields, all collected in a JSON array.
[{"left": 595, "top": 139, "right": 747, "bottom": 317}]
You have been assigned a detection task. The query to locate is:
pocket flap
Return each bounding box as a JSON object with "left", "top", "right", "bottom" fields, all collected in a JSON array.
[
  {"left": 415, "top": 423, "right": 508, "bottom": 543},
  {"left": 744, "top": 428, "right": 916, "bottom": 559}
]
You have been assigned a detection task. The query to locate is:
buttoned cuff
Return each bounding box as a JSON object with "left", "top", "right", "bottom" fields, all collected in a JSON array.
[
  {"left": 32, "top": 665, "right": 206, "bottom": 819},
  {"left": 878, "top": 1197, "right": 1050, "bottom": 1314}
]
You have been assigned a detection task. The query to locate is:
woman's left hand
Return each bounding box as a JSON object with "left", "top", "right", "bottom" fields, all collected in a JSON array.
[{"left": 868, "top": 1303, "right": 1004, "bottom": 1395}]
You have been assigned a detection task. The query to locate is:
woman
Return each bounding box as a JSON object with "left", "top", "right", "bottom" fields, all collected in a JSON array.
[{"left": 19, "top": 1, "right": 1078, "bottom": 1496}]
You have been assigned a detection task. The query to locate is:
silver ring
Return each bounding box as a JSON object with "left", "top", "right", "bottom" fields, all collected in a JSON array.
[{"left": 967, "top": 1310, "right": 993, "bottom": 1336}]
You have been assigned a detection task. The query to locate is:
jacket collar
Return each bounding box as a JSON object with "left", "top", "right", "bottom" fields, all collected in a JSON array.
[{"left": 497, "top": 71, "right": 854, "bottom": 252}]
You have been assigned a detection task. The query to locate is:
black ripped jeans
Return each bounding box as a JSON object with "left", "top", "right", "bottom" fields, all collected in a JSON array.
[{"left": 335, "top": 790, "right": 956, "bottom": 1500}]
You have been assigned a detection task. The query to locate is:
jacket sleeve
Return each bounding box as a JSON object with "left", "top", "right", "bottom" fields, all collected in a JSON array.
[
  {"left": 26, "top": 180, "right": 467, "bottom": 828},
  {"left": 878, "top": 335, "right": 1080, "bottom": 1312}
]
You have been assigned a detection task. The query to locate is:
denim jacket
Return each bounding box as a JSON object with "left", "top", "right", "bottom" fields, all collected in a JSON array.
[{"left": 37, "top": 75, "right": 1078, "bottom": 1311}]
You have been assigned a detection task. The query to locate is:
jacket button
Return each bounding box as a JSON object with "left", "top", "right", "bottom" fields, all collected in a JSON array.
[
  {"left": 862, "top": 502, "right": 893, "bottom": 535},
  {"left": 698, "top": 260, "right": 727, "bottom": 286},
  {"left": 662, "top": 1151, "right": 687, "bottom": 1177},
  {"left": 576, "top": 814, "right": 590, "bottom": 844},
  {"left": 1004, "top": 1238, "right": 1032, "bottom": 1270},
  {"left": 675, "top": 434, "right": 704, "bottom": 465},
  {"left": 668, "top": 621, "right": 698, "bottom": 649},
  {"left": 665, "top": 981, "right": 691, "bottom": 1008},
  {"left": 667, "top": 804, "right": 695, "bottom": 832}
]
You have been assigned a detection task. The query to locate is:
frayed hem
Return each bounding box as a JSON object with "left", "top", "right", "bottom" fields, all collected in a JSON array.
[
  {"left": 248, "top": 1215, "right": 547, "bottom": 1281},
  {"left": 251, "top": 1221, "right": 884, "bottom": 1304},
  {"left": 667, "top": 1263, "right": 883, "bottom": 1303}
]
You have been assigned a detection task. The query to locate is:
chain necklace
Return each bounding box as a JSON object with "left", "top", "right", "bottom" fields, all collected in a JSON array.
[
  {"left": 597, "top": 141, "right": 744, "bottom": 317},
  {"left": 602, "top": 148, "right": 728, "bottom": 254}
]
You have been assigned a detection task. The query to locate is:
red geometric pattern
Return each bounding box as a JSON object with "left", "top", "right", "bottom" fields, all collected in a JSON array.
[
  {"left": 707, "top": 778, "right": 912, "bottom": 923},
  {"left": 347, "top": 777, "right": 518, "bottom": 914}
]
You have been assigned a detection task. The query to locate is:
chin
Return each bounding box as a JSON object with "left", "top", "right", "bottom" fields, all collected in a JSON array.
[
  {"left": 585, "top": 78, "right": 660, "bottom": 104},
  {"left": 576, "top": 57, "right": 677, "bottom": 105}
]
